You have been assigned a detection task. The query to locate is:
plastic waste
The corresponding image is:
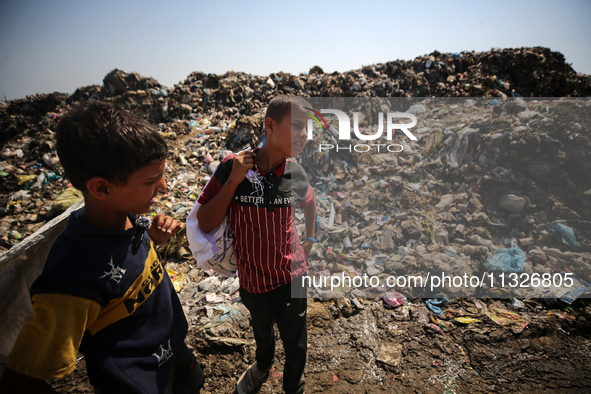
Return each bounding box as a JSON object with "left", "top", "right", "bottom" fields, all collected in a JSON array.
[
  {"left": 425, "top": 294, "right": 450, "bottom": 314},
  {"left": 559, "top": 282, "right": 590, "bottom": 305},
  {"left": 435, "top": 194, "right": 454, "bottom": 210},
  {"left": 50, "top": 187, "right": 84, "bottom": 214},
  {"left": 383, "top": 292, "right": 407, "bottom": 308},
  {"left": 510, "top": 298, "right": 526, "bottom": 309},
  {"left": 454, "top": 317, "right": 481, "bottom": 324},
  {"left": 166, "top": 267, "right": 184, "bottom": 292},
  {"left": 498, "top": 194, "right": 527, "bottom": 213},
  {"left": 485, "top": 302, "right": 529, "bottom": 333},
  {"left": 424, "top": 322, "right": 444, "bottom": 334},
  {"left": 546, "top": 221, "right": 584, "bottom": 251},
  {"left": 483, "top": 247, "right": 526, "bottom": 273}
]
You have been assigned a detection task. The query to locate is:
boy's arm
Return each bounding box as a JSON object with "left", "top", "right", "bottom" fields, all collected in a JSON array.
[
  {"left": 0, "top": 368, "right": 56, "bottom": 394},
  {"left": 301, "top": 189, "right": 317, "bottom": 257},
  {"left": 1, "top": 294, "right": 101, "bottom": 394},
  {"left": 197, "top": 151, "right": 254, "bottom": 234}
]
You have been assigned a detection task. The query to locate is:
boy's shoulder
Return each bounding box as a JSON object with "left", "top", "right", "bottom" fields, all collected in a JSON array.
[
  {"left": 210, "top": 154, "right": 235, "bottom": 181},
  {"left": 32, "top": 209, "right": 140, "bottom": 301},
  {"left": 284, "top": 158, "right": 309, "bottom": 179},
  {"left": 221, "top": 153, "right": 236, "bottom": 163}
]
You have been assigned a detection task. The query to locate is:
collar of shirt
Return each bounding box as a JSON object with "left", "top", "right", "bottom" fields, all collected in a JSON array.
[{"left": 252, "top": 147, "right": 287, "bottom": 177}]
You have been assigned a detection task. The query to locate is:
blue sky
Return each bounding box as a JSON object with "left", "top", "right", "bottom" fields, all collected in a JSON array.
[{"left": 1, "top": 0, "right": 590, "bottom": 100}]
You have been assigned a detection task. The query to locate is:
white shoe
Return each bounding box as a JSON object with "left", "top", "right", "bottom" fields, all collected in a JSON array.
[{"left": 236, "top": 362, "right": 269, "bottom": 394}]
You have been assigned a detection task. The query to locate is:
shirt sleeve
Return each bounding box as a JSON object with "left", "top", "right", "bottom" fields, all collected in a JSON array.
[
  {"left": 298, "top": 184, "right": 315, "bottom": 208},
  {"left": 6, "top": 293, "right": 101, "bottom": 380},
  {"left": 197, "top": 156, "right": 234, "bottom": 205}
]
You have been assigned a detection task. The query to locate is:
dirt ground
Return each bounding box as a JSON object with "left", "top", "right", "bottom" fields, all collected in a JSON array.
[{"left": 3, "top": 293, "right": 589, "bottom": 394}]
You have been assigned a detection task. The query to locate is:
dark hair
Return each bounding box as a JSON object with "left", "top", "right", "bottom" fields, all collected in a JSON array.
[
  {"left": 265, "top": 95, "right": 312, "bottom": 123},
  {"left": 55, "top": 101, "right": 168, "bottom": 191}
]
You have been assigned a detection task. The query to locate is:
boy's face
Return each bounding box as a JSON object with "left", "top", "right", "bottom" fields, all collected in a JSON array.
[
  {"left": 269, "top": 107, "right": 308, "bottom": 157},
  {"left": 106, "top": 159, "right": 167, "bottom": 215}
]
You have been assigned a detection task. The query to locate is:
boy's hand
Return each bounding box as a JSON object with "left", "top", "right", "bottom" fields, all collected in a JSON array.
[
  {"left": 302, "top": 238, "right": 314, "bottom": 258},
  {"left": 228, "top": 151, "right": 255, "bottom": 184},
  {"left": 148, "top": 214, "right": 184, "bottom": 245}
]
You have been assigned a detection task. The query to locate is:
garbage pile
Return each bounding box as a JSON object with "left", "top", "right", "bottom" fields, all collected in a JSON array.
[
  {"left": 1, "top": 46, "right": 590, "bottom": 252},
  {"left": 297, "top": 97, "right": 591, "bottom": 302},
  {"left": 2, "top": 46, "right": 591, "bottom": 392}
]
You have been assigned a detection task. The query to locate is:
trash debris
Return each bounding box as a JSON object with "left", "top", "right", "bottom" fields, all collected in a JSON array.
[
  {"left": 547, "top": 221, "right": 584, "bottom": 251},
  {"left": 383, "top": 292, "right": 407, "bottom": 308},
  {"left": 483, "top": 247, "right": 527, "bottom": 273},
  {"left": 453, "top": 316, "right": 481, "bottom": 325},
  {"left": 559, "top": 286, "right": 589, "bottom": 305},
  {"left": 376, "top": 342, "right": 403, "bottom": 369},
  {"left": 498, "top": 194, "right": 528, "bottom": 213},
  {"left": 424, "top": 322, "right": 445, "bottom": 335},
  {"left": 425, "top": 294, "right": 450, "bottom": 315},
  {"left": 484, "top": 302, "right": 530, "bottom": 333},
  {"left": 1, "top": 46, "right": 591, "bottom": 393},
  {"left": 166, "top": 267, "right": 184, "bottom": 292}
]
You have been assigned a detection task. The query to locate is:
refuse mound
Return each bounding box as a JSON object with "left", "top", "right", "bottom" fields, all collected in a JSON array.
[{"left": 1, "top": 47, "right": 591, "bottom": 393}]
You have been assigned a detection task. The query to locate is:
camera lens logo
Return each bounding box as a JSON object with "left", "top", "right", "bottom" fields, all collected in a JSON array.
[
  {"left": 303, "top": 107, "right": 328, "bottom": 136},
  {"left": 302, "top": 107, "right": 418, "bottom": 153}
]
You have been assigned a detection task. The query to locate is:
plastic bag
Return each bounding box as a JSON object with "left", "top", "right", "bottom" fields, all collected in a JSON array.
[
  {"left": 186, "top": 201, "right": 237, "bottom": 277},
  {"left": 547, "top": 221, "right": 584, "bottom": 251},
  {"left": 483, "top": 247, "right": 526, "bottom": 273}
]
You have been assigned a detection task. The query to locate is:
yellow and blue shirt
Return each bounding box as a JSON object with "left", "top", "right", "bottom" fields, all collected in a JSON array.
[{"left": 6, "top": 208, "right": 188, "bottom": 393}]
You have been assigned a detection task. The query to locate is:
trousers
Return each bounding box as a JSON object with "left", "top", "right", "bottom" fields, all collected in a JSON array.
[{"left": 239, "top": 275, "right": 307, "bottom": 394}]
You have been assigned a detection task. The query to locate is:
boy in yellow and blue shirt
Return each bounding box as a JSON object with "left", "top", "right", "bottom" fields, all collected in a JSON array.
[{"left": 0, "top": 101, "right": 203, "bottom": 393}]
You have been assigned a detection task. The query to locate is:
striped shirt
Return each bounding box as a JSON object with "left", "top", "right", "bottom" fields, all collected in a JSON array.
[{"left": 198, "top": 152, "right": 314, "bottom": 294}]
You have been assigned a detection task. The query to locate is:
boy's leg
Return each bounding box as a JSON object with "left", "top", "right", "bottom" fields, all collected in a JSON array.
[
  {"left": 275, "top": 276, "right": 307, "bottom": 394},
  {"left": 239, "top": 287, "right": 276, "bottom": 371}
]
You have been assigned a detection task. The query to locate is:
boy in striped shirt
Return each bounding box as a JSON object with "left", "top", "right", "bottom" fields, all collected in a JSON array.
[{"left": 196, "top": 95, "right": 316, "bottom": 394}]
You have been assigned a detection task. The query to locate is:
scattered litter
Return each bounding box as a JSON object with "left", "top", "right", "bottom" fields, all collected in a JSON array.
[
  {"left": 383, "top": 292, "right": 407, "bottom": 308},
  {"left": 166, "top": 267, "right": 184, "bottom": 292},
  {"left": 547, "top": 221, "right": 584, "bottom": 251},
  {"left": 454, "top": 317, "right": 481, "bottom": 325},
  {"left": 425, "top": 294, "right": 450, "bottom": 315},
  {"left": 483, "top": 247, "right": 526, "bottom": 273},
  {"left": 485, "top": 302, "right": 529, "bottom": 333}
]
